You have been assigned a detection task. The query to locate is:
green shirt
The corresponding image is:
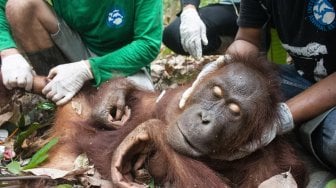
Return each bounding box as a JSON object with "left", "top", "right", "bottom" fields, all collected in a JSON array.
[
  {"left": 0, "top": 0, "right": 163, "bottom": 86},
  {"left": 0, "top": 0, "right": 16, "bottom": 50}
]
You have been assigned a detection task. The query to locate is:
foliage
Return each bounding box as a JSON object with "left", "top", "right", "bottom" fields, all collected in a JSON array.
[
  {"left": 45, "top": 0, "right": 52, "bottom": 5},
  {"left": 6, "top": 160, "right": 21, "bottom": 175},
  {"left": 149, "top": 179, "right": 155, "bottom": 188},
  {"left": 22, "top": 137, "right": 59, "bottom": 170},
  {"left": 2, "top": 99, "right": 57, "bottom": 175},
  {"left": 14, "top": 122, "right": 41, "bottom": 151},
  {"left": 36, "top": 102, "right": 56, "bottom": 111},
  {"left": 13, "top": 101, "right": 55, "bottom": 152},
  {"left": 268, "top": 29, "right": 287, "bottom": 64},
  {"left": 325, "top": 179, "right": 336, "bottom": 188},
  {"left": 6, "top": 137, "right": 59, "bottom": 174},
  {"left": 56, "top": 184, "right": 73, "bottom": 188}
]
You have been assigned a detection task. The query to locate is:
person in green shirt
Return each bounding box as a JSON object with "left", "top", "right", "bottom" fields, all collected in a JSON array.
[{"left": 0, "top": 0, "right": 163, "bottom": 106}]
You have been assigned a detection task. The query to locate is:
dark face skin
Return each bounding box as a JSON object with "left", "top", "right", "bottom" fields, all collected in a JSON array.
[{"left": 166, "top": 63, "right": 269, "bottom": 159}]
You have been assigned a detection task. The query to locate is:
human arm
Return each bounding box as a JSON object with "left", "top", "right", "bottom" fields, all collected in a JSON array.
[
  {"left": 42, "top": 0, "right": 162, "bottom": 105},
  {"left": 226, "top": 0, "right": 269, "bottom": 55},
  {"left": 286, "top": 73, "right": 336, "bottom": 125},
  {"left": 230, "top": 13, "right": 336, "bottom": 127},
  {"left": 0, "top": 0, "right": 35, "bottom": 91},
  {"left": 89, "top": 0, "right": 162, "bottom": 86},
  {"left": 226, "top": 27, "right": 263, "bottom": 56}
]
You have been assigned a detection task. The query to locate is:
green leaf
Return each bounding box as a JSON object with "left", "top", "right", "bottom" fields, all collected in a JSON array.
[
  {"left": 57, "top": 184, "right": 72, "bottom": 188},
  {"left": 15, "top": 122, "right": 41, "bottom": 149},
  {"left": 36, "top": 102, "right": 56, "bottom": 111},
  {"left": 17, "top": 115, "right": 26, "bottom": 129},
  {"left": 267, "top": 29, "right": 287, "bottom": 64},
  {"left": 6, "top": 161, "right": 22, "bottom": 175},
  {"left": 45, "top": 0, "right": 53, "bottom": 5},
  {"left": 149, "top": 178, "right": 155, "bottom": 188},
  {"left": 22, "top": 137, "right": 59, "bottom": 170},
  {"left": 325, "top": 179, "right": 336, "bottom": 188},
  {"left": 22, "top": 155, "right": 48, "bottom": 170}
]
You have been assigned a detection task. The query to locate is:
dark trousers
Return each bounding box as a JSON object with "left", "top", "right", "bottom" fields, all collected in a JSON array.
[
  {"left": 163, "top": 3, "right": 271, "bottom": 55},
  {"left": 163, "top": 4, "right": 240, "bottom": 55}
]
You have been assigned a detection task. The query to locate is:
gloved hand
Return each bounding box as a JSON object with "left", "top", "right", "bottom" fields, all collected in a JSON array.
[
  {"left": 42, "top": 60, "right": 93, "bottom": 106},
  {"left": 1, "top": 54, "right": 34, "bottom": 91},
  {"left": 275, "top": 102, "right": 295, "bottom": 134},
  {"left": 180, "top": 7, "right": 208, "bottom": 60}
]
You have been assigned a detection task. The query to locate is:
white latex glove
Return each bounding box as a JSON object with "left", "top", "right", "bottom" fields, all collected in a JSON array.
[
  {"left": 42, "top": 60, "right": 93, "bottom": 106},
  {"left": 180, "top": 8, "right": 208, "bottom": 60},
  {"left": 1, "top": 54, "right": 34, "bottom": 91},
  {"left": 275, "top": 103, "right": 295, "bottom": 134}
]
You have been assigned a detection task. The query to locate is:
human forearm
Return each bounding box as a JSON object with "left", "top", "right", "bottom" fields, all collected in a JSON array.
[
  {"left": 183, "top": 4, "right": 196, "bottom": 10},
  {"left": 226, "top": 28, "right": 261, "bottom": 56},
  {"left": 226, "top": 39, "right": 259, "bottom": 56},
  {"left": 0, "top": 48, "right": 19, "bottom": 58},
  {"left": 89, "top": 38, "right": 160, "bottom": 86},
  {"left": 286, "top": 72, "right": 336, "bottom": 124}
]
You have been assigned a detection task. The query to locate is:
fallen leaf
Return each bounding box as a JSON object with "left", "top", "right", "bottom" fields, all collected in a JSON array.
[
  {"left": 258, "top": 171, "right": 297, "bottom": 188},
  {"left": 0, "top": 112, "right": 13, "bottom": 126},
  {"left": 71, "top": 101, "right": 82, "bottom": 115}
]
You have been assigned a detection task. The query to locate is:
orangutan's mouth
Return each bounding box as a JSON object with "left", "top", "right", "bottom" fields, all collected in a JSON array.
[{"left": 176, "top": 122, "right": 203, "bottom": 157}]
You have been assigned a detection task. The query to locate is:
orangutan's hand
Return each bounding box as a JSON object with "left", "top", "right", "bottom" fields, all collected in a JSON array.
[
  {"left": 92, "top": 78, "right": 135, "bottom": 129},
  {"left": 111, "top": 119, "right": 162, "bottom": 187}
]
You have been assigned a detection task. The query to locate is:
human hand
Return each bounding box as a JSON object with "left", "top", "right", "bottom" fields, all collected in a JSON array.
[
  {"left": 275, "top": 102, "right": 295, "bottom": 134},
  {"left": 180, "top": 7, "right": 208, "bottom": 60},
  {"left": 1, "top": 53, "right": 34, "bottom": 91},
  {"left": 42, "top": 60, "right": 93, "bottom": 105}
]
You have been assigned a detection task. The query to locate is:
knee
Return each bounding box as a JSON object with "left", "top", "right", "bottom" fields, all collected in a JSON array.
[
  {"left": 163, "top": 24, "right": 179, "bottom": 45},
  {"left": 315, "top": 110, "right": 336, "bottom": 168},
  {"left": 320, "top": 136, "right": 336, "bottom": 169},
  {"left": 163, "top": 22, "right": 187, "bottom": 55},
  {"left": 321, "top": 113, "right": 336, "bottom": 149},
  {"left": 6, "top": 0, "right": 38, "bottom": 24}
]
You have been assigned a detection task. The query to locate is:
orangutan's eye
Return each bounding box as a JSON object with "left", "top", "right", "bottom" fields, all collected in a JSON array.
[
  {"left": 228, "top": 103, "right": 240, "bottom": 116},
  {"left": 213, "top": 86, "right": 223, "bottom": 98}
]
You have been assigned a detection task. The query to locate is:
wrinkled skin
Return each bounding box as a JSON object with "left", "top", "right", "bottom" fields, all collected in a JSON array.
[
  {"left": 166, "top": 63, "right": 269, "bottom": 159},
  {"left": 90, "top": 78, "right": 135, "bottom": 129}
]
